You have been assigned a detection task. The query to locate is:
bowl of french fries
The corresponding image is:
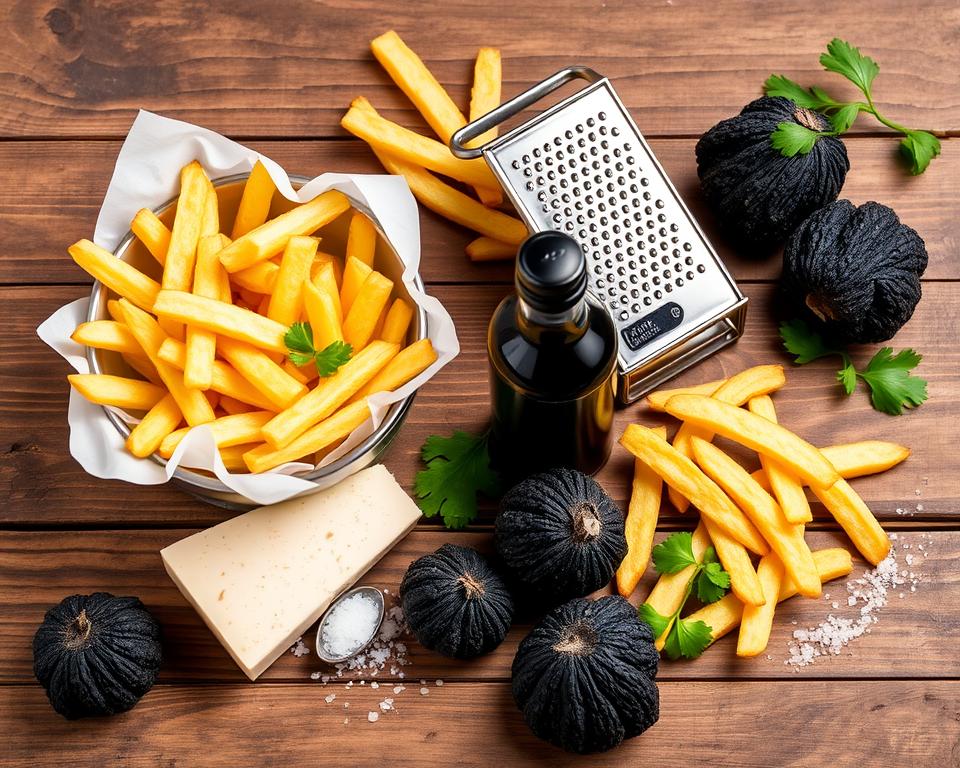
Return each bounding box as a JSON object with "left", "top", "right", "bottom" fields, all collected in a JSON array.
[{"left": 52, "top": 128, "right": 454, "bottom": 508}]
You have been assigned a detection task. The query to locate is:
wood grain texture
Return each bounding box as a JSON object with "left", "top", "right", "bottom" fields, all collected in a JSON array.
[
  {"left": 2, "top": 681, "right": 957, "bottom": 767},
  {"left": 0, "top": 137, "right": 956, "bottom": 285},
  {"left": 1, "top": 0, "right": 958, "bottom": 139},
  {"left": 1, "top": 529, "right": 955, "bottom": 685},
  {"left": 3, "top": 283, "right": 957, "bottom": 526}
]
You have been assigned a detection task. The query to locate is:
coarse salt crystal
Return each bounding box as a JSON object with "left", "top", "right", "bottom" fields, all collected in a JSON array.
[
  {"left": 319, "top": 592, "right": 381, "bottom": 659},
  {"left": 435, "top": 679, "right": 443, "bottom": 686},
  {"left": 325, "top": 694, "right": 336, "bottom": 704},
  {"left": 368, "top": 711, "right": 379, "bottom": 723},
  {"left": 371, "top": 681, "right": 379, "bottom": 689},
  {"left": 394, "top": 685, "right": 405, "bottom": 694},
  {"left": 289, "top": 637, "right": 310, "bottom": 657},
  {"left": 420, "top": 687, "right": 429, "bottom": 696}
]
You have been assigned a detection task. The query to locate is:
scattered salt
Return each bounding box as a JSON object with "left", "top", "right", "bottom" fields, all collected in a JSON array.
[
  {"left": 371, "top": 681, "right": 379, "bottom": 689},
  {"left": 319, "top": 592, "right": 381, "bottom": 659},
  {"left": 420, "top": 687, "right": 430, "bottom": 696},
  {"left": 393, "top": 685, "right": 405, "bottom": 694},
  {"left": 324, "top": 694, "right": 336, "bottom": 704},
  {"left": 289, "top": 636, "right": 310, "bottom": 657},
  {"left": 379, "top": 698, "right": 395, "bottom": 711},
  {"left": 368, "top": 711, "right": 379, "bottom": 723},
  {"left": 435, "top": 679, "right": 443, "bottom": 687},
  {"left": 310, "top": 672, "right": 322, "bottom": 681}
]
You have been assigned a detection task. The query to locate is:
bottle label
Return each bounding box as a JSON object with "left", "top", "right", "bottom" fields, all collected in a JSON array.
[{"left": 620, "top": 302, "right": 684, "bottom": 351}]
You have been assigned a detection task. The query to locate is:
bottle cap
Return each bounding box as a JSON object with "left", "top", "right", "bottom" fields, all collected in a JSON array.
[{"left": 516, "top": 231, "right": 587, "bottom": 312}]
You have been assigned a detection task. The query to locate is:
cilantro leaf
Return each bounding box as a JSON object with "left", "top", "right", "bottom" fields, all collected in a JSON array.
[
  {"left": 900, "top": 130, "right": 942, "bottom": 175},
  {"left": 285, "top": 321, "right": 315, "bottom": 356},
  {"left": 764, "top": 75, "right": 830, "bottom": 110},
  {"left": 696, "top": 566, "right": 728, "bottom": 605},
  {"left": 858, "top": 347, "right": 928, "bottom": 415},
  {"left": 820, "top": 38, "right": 879, "bottom": 95},
  {"left": 663, "top": 618, "right": 713, "bottom": 660},
  {"left": 413, "top": 431, "right": 500, "bottom": 529},
  {"left": 701, "top": 545, "right": 718, "bottom": 565},
  {"left": 770, "top": 121, "right": 825, "bottom": 157},
  {"left": 314, "top": 340, "right": 353, "bottom": 376},
  {"left": 284, "top": 321, "right": 352, "bottom": 377},
  {"left": 829, "top": 103, "right": 861, "bottom": 134},
  {"left": 779, "top": 319, "right": 838, "bottom": 364},
  {"left": 837, "top": 361, "right": 857, "bottom": 395},
  {"left": 638, "top": 603, "right": 671, "bottom": 638},
  {"left": 651, "top": 532, "right": 698, "bottom": 574}
]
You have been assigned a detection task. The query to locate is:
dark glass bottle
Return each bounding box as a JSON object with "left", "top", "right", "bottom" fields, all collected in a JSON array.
[{"left": 488, "top": 231, "right": 618, "bottom": 482}]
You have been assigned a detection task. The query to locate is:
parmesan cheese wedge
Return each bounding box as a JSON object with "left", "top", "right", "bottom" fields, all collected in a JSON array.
[{"left": 161, "top": 464, "right": 421, "bottom": 680}]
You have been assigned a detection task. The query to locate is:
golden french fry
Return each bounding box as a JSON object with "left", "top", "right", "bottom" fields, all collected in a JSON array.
[
  {"left": 346, "top": 210, "right": 377, "bottom": 267},
  {"left": 71, "top": 320, "right": 142, "bottom": 356},
  {"left": 703, "top": 519, "right": 765, "bottom": 607},
  {"left": 373, "top": 148, "right": 527, "bottom": 244},
  {"left": 201, "top": 177, "right": 219, "bottom": 237},
  {"left": 122, "top": 353, "right": 164, "bottom": 387},
  {"left": 162, "top": 160, "right": 209, "bottom": 291},
  {"left": 619, "top": 424, "right": 768, "bottom": 555},
  {"left": 217, "top": 337, "right": 308, "bottom": 411},
  {"left": 106, "top": 299, "right": 123, "bottom": 322},
  {"left": 158, "top": 410, "right": 274, "bottom": 459},
  {"left": 342, "top": 271, "right": 394, "bottom": 351},
  {"left": 313, "top": 250, "right": 343, "bottom": 285},
  {"left": 645, "top": 378, "right": 727, "bottom": 412},
  {"left": 379, "top": 298, "right": 414, "bottom": 345},
  {"left": 468, "top": 47, "right": 504, "bottom": 205},
  {"left": 737, "top": 554, "right": 784, "bottom": 657},
  {"left": 232, "top": 260, "right": 279, "bottom": 294},
  {"left": 340, "top": 256, "right": 373, "bottom": 317},
  {"left": 812, "top": 479, "right": 890, "bottom": 566},
  {"left": 312, "top": 260, "right": 343, "bottom": 319},
  {"left": 152, "top": 290, "right": 288, "bottom": 354},
  {"left": 690, "top": 436, "right": 821, "bottom": 599},
  {"left": 68, "top": 239, "right": 160, "bottom": 311},
  {"left": 282, "top": 358, "right": 316, "bottom": 385},
  {"left": 232, "top": 160, "right": 276, "bottom": 239},
  {"left": 67, "top": 374, "right": 166, "bottom": 412},
  {"left": 267, "top": 235, "right": 318, "bottom": 327},
  {"left": 303, "top": 280, "right": 344, "bottom": 351},
  {"left": 352, "top": 338, "right": 437, "bottom": 401},
  {"left": 820, "top": 441, "right": 911, "bottom": 478},
  {"left": 664, "top": 394, "right": 840, "bottom": 490},
  {"left": 205, "top": 390, "right": 221, "bottom": 411},
  {"left": 219, "top": 395, "right": 255, "bottom": 415},
  {"left": 262, "top": 340, "right": 399, "bottom": 449},
  {"left": 218, "top": 443, "right": 261, "bottom": 473},
  {"left": 125, "top": 394, "right": 182, "bottom": 458},
  {"left": 343, "top": 97, "right": 500, "bottom": 190},
  {"left": 689, "top": 548, "right": 853, "bottom": 648},
  {"left": 370, "top": 30, "right": 466, "bottom": 144},
  {"left": 465, "top": 237, "right": 515, "bottom": 261},
  {"left": 218, "top": 190, "right": 350, "bottom": 273},
  {"left": 131, "top": 208, "right": 170, "bottom": 266},
  {"left": 117, "top": 300, "right": 215, "bottom": 427},
  {"left": 243, "top": 399, "right": 372, "bottom": 473},
  {"left": 183, "top": 235, "right": 228, "bottom": 390},
  {"left": 616, "top": 426, "right": 665, "bottom": 598},
  {"left": 156, "top": 338, "right": 277, "bottom": 411},
  {"left": 644, "top": 521, "right": 710, "bottom": 650},
  {"left": 748, "top": 395, "right": 812, "bottom": 524},
  {"left": 669, "top": 365, "right": 786, "bottom": 512}
]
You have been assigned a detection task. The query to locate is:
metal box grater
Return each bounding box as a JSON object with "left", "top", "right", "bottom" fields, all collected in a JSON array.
[{"left": 451, "top": 67, "right": 747, "bottom": 404}]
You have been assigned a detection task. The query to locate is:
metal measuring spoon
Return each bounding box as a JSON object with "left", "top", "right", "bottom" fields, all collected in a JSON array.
[{"left": 315, "top": 586, "right": 385, "bottom": 664}]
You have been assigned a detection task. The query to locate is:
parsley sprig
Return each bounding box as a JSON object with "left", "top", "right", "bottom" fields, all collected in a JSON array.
[
  {"left": 765, "top": 38, "right": 941, "bottom": 174},
  {"left": 780, "top": 319, "right": 928, "bottom": 415},
  {"left": 284, "top": 321, "right": 352, "bottom": 377},
  {"left": 638, "top": 532, "right": 729, "bottom": 660},
  {"left": 414, "top": 430, "right": 500, "bottom": 529}
]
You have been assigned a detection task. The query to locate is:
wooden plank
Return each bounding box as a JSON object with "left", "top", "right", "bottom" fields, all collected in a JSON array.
[
  {"left": 0, "top": 137, "right": 956, "bottom": 285},
  {"left": 1, "top": 680, "right": 957, "bottom": 766},
  {"left": 1, "top": 0, "right": 958, "bottom": 138},
  {"left": 1, "top": 529, "right": 955, "bottom": 684},
  {"left": 2, "top": 282, "right": 957, "bottom": 526}
]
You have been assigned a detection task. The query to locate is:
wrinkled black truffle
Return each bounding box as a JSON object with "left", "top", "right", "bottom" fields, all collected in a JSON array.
[
  {"left": 781, "top": 200, "right": 928, "bottom": 343},
  {"left": 696, "top": 96, "right": 849, "bottom": 249}
]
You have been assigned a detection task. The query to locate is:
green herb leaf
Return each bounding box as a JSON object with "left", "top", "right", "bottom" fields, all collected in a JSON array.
[
  {"left": 701, "top": 545, "right": 718, "bottom": 565},
  {"left": 638, "top": 603, "right": 672, "bottom": 639},
  {"left": 837, "top": 361, "right": 858, "bottom": 395},
  {"left": 314, "top": 340, "right": 353, "bottom": 377},
  {"left": 858, "top": 347, "right": 929, "bottom": 415},
  {"left": 820, "top": 38, "right": 879, "bottom": 95},
  {"left": 770, "top": 121, "right": 825, "bottom": 157},
  {"left": 899, "top": 130, "right": 942, "bottom": 175},
  {"left": 651, "top": 532, "right": 698, "bottom": 574},
  {"left": 696, "top": 563, "right": 729, "bottom": 604},
  {"left": 764, "top": 75, "right": 829, "bottom": 109},
  {"left": 663, "top": 618, "right": 714, "bottom": 660},
  {"left": 414, "top": 431, "right": 500, "bottom": 529},
  {"left": 285, "top": 321, "right": 316, "bottom": 356},
  {"left": 779, "top": 319, "right": 838, "bottom": 364},
  {"left": 829, "top": 103, "right": 861, "bottom": 134}
]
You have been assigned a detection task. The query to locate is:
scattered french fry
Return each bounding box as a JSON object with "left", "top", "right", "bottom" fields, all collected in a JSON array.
[
  {"left": 616, "top": 426, "right": 666, "bottom": 598},
  {"left": 67, "top": 374, "right": 166, "bottom": 412},
  {"left": 303, "top": 280, "right": 344, "bottom": 350},
  {"left": 243, "top": 399, "right": 372, "bottom": 473},
  {"left": 267, "top": 235, "right": 318, "bottom": 327},
  {"left": 379, "top": 298, "right": 414, "bottom": 345},
  {"left": 664, "top": 394, "right": 840, "bottom": 489},
  {"left": 646, "top": 378, "right": 726, "bottom": 412},
  {"left": 820, "top": 441, "right": 911, "bottom": 478},
  {"left": 183, "top": 235, "right": 228, "bottom": 390},
  {"left": 619, "top": 424, "right": 768, "bottom": 555},
  {"left": 352, "top": 338, "right": 437, "bottom": 400},
  {"left": 125, "top": 394, "right": 182, "bottom": 458},
  {"left": 346, "top": 211, "right": 377, "bottom": 267},
  {"left": 340, "top": 256, "right": 373, "bottom": 317},
  {"left": 232, "top": 260, "right": 280, "bottom": 294},
  {"left": 71, "top": 320, "right": 143, "bottom": 357},
  {"left": 68, "top": 239, "right": 160, "bottom": 311},
  {"left": 736, "top": 554, "right": 784, "bottom": 657},
  {"left": 158, "top": 410, "right": 274, "bottom": 459},
  {"left": 703, "top": 519, "right": 765, "bottom": 607},
  {"left": 130, "top": 208, "right": 170, "bottom": 266},
  {"left": 465, "top": 237, "right": 515, "bottom": 261},
  {"left": 262, "top": 341, "right": 399, "bottom": 449},
  {"left": 217, "top": 337, "right": 308, "bottom": 411},
  {"left": 468, "top": 47, "right": 504, "bottom": 206},
  {"left": 231, "top": 160, "right": 276, "bottom": 239},
  {"left": 162, "top": 160, "right": 209, "bottom": 291},
  {"left": 748, "top": 395, "right": 813, "bottom": 525},
  {"left": 342, "top": 271, "right": 394, "bottom": 351},
  {"left": 312, "top": 260, "right": 343, "bottom": 319},
  {"left": 812, "top": 479, "right": 891, "bottom": 566}
]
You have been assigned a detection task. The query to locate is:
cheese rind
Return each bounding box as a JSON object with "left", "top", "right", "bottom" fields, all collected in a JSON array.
[{"left": 160, "top": 464, "right": 421, "bottom": 680}]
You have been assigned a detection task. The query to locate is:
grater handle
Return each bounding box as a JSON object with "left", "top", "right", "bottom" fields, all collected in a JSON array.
[{"left": 449, "top": 66, "right": 604, "bottom": 159}]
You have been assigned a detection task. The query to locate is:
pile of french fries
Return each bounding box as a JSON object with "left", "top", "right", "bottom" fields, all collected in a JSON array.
[
  {"left": 616, "top": 365, "right": 910, "bottom": 657},
  {"left": 66, "top": 159, "right": 437, "bottom": 474},
  {"left": 341, "top": 31, "right": 526, "bottom": 262}
]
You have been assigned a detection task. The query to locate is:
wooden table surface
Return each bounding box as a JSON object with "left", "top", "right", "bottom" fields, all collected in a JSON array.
[{"left": 1, "top": 1, "right": 958, "bottom": 765}]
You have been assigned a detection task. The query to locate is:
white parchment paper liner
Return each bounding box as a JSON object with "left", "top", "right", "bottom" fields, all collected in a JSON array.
[{"left": 37, "top": 110, "right": 459, "bottom": 506}]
